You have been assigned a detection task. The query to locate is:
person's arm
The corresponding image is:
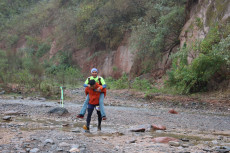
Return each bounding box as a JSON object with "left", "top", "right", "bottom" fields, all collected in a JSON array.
[
  {"left": 83, "top": 78, "right": 89, "bottom": 87},
  {"left": 100, "top": 77, "right": 107, "bottom": 88},
  {"left": 96, "top": 84, "right": 103, "bottom": 92}
]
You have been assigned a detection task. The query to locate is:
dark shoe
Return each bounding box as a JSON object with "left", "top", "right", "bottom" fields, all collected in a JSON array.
[
  {"left": 97, "top": 125, "right": 101, "bottom": 131},
  {"left": 102, "top": 116, "right": 106, "bottom": 120},
  {"left": 77, "top": 114, "right": 84, "bottom": 118},
  {"left": 83, "top": 125, "right": 90, "bottom": 133}
]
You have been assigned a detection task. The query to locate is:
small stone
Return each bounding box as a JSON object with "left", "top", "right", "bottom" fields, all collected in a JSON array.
[
  {"left": 59, "top": 142, "right": 70, "bottom": 147},
  {"left": 169, "top": 141, "right": 180, "bottom": 147},
  {"left": 69, "top": 147, "right": 80, "bottom": 152},
  {"left": 182, "top": 144, "right": 189, "bottom": 148},
  {"left": 67, "top": 137, "right": 74, "bottom": 140},
  {"left": 180, "top": 138, "right": 189, "bottom": 142},
  {"left": 130, "top": 128, "right": 145, "bottom": 132},
  {"left": 2, "top": 116, "right": 11, "bottom": 121},
  {"left": 151, "top": 124, "right": 166, "bottom": 130},
  {"left": 217, "top": 136, "right": 223, "bottom": 140},
  {"left": 62, "top": 123, "right": 69, "bottom": 126},
  {"left": 79, "top": 148, "right": 86, "bottom": 152},
  {"left": 126, "top": 139, "right": 137, "bottom": 144},
  {"left": 38, "top": 97, "right": 46, "bottom": 101},
  {"left": 44, "top": 139, "right": 54, "bottom": 144},
  {"left": 169, "top": 109, "right": 178, "bottom": 114},
  {"left": 203, "top": 148, "right": 212, "bottom": 152},
  {"left": 71, "top": 145, "right": 79, "bottom": 148},
  {"left": 212, "top": 140, "right": 219, "bottom": 145},
  {"left": 30, "top": 137, "right": 37, "bottom": 141},
  {"left": 30, "top": 148, "right": 39, "bottom": 153},
  {"left": 71, "top": 129, "right": 80, "bottom": 133},
  {"left": 215, "top": 146, "right": 230, "bottom": 152},
  {"left": 56, "top": 148, "right": 63, "bottom": 151},
  {"left": 23, "top": 143, "right": 30, "bottom": 148},
  {"left": 114, "top": 146, "right": 119, "bottom": 151}
]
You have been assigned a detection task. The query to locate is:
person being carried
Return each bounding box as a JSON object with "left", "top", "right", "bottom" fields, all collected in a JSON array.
[
  {"left": 83, "top": 79, "right": 106, "bottom": 132},
  {"left": 77, "top": 68, "right": 107, "bottom": 120}
]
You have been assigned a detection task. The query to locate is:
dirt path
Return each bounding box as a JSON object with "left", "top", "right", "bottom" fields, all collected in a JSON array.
[{"left": 0, "top": 88, "right": 230, "bottom": 153}]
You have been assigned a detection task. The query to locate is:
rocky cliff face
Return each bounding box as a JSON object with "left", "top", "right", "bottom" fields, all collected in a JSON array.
[
  {"left": 73, "top": 0, "right": 230, "bottom": 78},
  {"left": 180, "top": 0, "right": 230, "bottom": 63},
  {"left": 72, "top": 33, "right": 136, "bottom": 78}
]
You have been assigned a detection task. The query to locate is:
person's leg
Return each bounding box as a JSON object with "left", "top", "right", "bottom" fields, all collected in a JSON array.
[
  {"left": 79, "top": 94, "right": 89, "bottom": 116},
  {"left": 96, "top": 110, "right": 102, "bottom": 131},
  {"left": 86, "top": 108, "right": 94, "bottom": 131},
  {"left": 99, "top": 93, "right": 106, "bottom": 118}
]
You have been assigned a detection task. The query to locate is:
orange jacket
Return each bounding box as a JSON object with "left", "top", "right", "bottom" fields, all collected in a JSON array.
[{"left": 85, "top": 83, "right": 106, "bottom": 105}]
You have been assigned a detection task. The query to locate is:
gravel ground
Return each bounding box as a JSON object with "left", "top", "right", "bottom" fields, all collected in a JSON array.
[{"left": 0, "top": 88, "right": 230, "bottom": 153}]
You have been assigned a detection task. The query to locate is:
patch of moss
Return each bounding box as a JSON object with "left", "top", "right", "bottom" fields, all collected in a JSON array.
[
  {"left": 195, "top": 17, "right": 203, "bottom": 29},
  {"left": 206, "top": 2, "right": 216, "bottom": 27},
  {"left": 206, "top": 0, "right": 230, "bottom": 27},
  {"left": 188, "top": 22, "right": 194, "bottom": 30}
]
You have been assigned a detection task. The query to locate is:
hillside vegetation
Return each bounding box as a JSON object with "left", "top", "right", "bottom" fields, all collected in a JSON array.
[{"left": 0, "top": 0, "right": 229, "bottom": 97}]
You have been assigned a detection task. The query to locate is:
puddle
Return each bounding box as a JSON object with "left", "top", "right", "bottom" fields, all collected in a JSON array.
[
  {"left": 4, "top": 115, "right": 119, "bottom": 137},
  {"left": 151, "top": 131, "right": 213, "bottom": 143}
]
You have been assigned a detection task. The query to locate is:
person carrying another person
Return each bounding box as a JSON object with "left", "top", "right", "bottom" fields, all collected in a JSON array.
[
  {"left": 77, "top": 68, "right": 107, "bottom": 120},
  {"left": 83, "top": 79, "right": 106, "bottom": 132}
]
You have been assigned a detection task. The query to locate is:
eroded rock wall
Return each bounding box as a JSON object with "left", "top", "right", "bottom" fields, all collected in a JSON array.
[
  {"left": 72, "top": 33, "right": 135, "bottom": 78},
  {"left": 180, "top": 0, "right": 230, "bottom": 63}
]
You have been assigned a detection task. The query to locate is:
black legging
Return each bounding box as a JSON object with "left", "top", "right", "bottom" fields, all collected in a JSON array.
[{"left": 86, "top": 108, "right": 102, "bottom": 128}]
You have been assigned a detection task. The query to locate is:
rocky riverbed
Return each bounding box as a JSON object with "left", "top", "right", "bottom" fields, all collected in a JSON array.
[{"left": 0, "top": 88, "right": 230, "bottom": 153}]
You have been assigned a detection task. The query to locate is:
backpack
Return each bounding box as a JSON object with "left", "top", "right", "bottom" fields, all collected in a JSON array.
[{"left": 88, "top": 76, "right": 102, "bottom": 85}]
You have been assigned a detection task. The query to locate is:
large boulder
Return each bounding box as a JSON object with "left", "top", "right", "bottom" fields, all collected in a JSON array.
[{"left": 48, "top": 107, "right": 69, "bottom": 116}]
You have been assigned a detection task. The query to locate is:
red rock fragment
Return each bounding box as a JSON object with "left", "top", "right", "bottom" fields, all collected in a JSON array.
[
  {"left": 151, "top": 124, "right": 166, "bottom": 130},
  {"left": 152, "top": 137, "right": 179, "bottom": 143},
  {"left": 169, "top": 109, "right": 178, "bottom": 114}
]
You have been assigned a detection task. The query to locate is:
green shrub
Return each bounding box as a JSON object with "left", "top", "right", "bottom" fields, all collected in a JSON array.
[
  {"left": 106, "top": 74, "right": 129, "bottom": 89},
  {"left": 132, "top": 77, "right": 151, "bottom": 91},
  {"left": 36, "top": 43, "right": 50, "bottom": 58},
  {"left": 200, "top": 25, "right": 220, "bottom": 54},
  {"left": 195, "top": 17, "right": 203, "bottom": 28},
  {"left": 6, "top": 34, "right": 19, "bottom": 47},
  {"left": 166, "top": 24, "right": 229, "bottom": 94},
  {"left": 40, "top": 81, "right": 59, "bottom": 98},
  {"left": 104, "top": 77, "right": 115, "bottom": 89},
  {"left": 14, "top": 70, "right": 33, "bottom": 86},
  {"left": 106, "top": 75, "right": 153, "bottom": 91},
  {"left": 0, "top": 50, "right": 8, "bottom": 83}
]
